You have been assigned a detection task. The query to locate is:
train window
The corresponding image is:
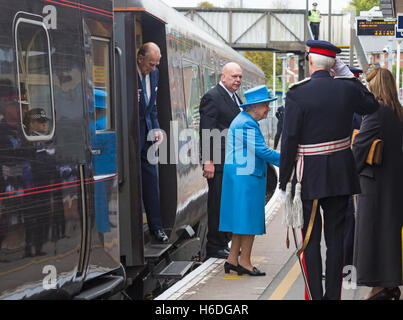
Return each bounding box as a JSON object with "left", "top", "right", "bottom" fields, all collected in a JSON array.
[
  {"left": 182, "top": 60, "right": 201, "bottom": 130},
  {"left": 91, "top": 37, "right": 113, "bottom": 131},
  {"left": 15, "top": 18, "right": 55, "bottom": 140},
  {"left": 202, "top": 67, "right": 216, "bottom": 95}
]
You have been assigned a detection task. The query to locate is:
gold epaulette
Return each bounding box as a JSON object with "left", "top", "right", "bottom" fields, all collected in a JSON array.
[
  {"left": 333, "top": 75, "right": 356, "bottom": 80},
  {"left": 288, "top": 77, "right": 311, "bottom": 90}
]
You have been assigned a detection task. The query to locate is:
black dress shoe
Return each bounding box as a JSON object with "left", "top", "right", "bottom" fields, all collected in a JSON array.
[
  {"left": 224, "top": 262, "right": 239, "bottom": 274},
  {"left": 153, "top": 229, "right": 168, "bottom": 242},
  {"left": 237, "top": 264, "right": 266, "bottom": 276},
  {"left": 207, "top": 249, "right": 229, "bottom": 259},
  {"left": 366, "top": 287, "right": 401, "bottom": 300}
]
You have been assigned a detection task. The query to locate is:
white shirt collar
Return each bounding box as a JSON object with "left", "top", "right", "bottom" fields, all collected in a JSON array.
[
  {"left": 219, "top": 81, "right": 240, "bottom": 106},
  {"left": 219, "top": 81, "right": 235, "bottom": 97}
]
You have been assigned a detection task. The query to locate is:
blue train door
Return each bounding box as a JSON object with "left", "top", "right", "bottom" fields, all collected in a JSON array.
[
  {"left": 82, "top": 21, "right": 120, "bottom": 277},
  {"left": 90, "top": 37, "right": 117, "bottom": 235}
]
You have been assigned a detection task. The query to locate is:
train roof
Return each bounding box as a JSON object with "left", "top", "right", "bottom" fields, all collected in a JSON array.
[{"left": 114, "top": 0, "right": 265, "bottom": 78}]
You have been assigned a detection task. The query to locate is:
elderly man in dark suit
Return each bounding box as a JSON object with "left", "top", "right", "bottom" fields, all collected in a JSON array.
[
  {"left": 199, "top": 62, "right": 243, "bottom": 259},
  {"left": 137, "top": 42, "right": 167, "bottom": 242}
]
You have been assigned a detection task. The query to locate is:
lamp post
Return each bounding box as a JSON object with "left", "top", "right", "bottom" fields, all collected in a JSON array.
[
  {"left": 278, "top": 54, "right": 287, "bottom": 104},
  {"left": 396, "top": 40, "right": 401, "bottom": 91},
  {"left": 328, "top": 0, "right": 332, "bottom": 42},
  {"left": 386, "top": 39, "right": 393, "bottom": 73}
]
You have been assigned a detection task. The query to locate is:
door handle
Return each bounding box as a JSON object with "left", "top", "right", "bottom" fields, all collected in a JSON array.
[{"left": 91, "top": 149, "right": 101, "bottom": 155}]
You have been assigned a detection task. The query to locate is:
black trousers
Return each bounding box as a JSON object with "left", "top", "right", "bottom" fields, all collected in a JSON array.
[
  {"left": 274, "top": 123, "right": 283, "bottom": 149},
  {"left": 310, "top": 22, "right": 320, "bottom": 40},
  {"left": 141, "top": 139, "right": 162, "bottom": 232},
  {"left": 302, "top": 195, "right": 348, "bottom": 300},
  {"left": 206, "top": 171, "right": 231, "bottom": 254}
]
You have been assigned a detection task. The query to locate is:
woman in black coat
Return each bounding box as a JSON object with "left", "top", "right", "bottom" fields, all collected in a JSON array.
[{"left": 352, "top": 68, "right": 403, "bottom": 300}]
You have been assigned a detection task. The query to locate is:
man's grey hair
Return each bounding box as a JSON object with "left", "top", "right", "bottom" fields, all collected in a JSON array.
[{"left": 310, "top": 53, "right": 335, "bottom": 71}]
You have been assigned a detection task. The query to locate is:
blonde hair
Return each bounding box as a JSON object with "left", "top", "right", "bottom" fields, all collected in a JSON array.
[{"left": 367, "top": 68, "right": 403, "bottom": 122}]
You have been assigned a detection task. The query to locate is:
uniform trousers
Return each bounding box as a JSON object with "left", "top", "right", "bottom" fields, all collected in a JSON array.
[
  {"left": 302, "top": 195, "right": 348, "bottom": 300},
  {"left": 206, "top": 171, "right": 231, "bottom": 255}
]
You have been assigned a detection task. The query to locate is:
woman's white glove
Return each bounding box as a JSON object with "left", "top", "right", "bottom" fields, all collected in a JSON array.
[{"left": 332, "top": 57, "right": 354, "bottom": 77}]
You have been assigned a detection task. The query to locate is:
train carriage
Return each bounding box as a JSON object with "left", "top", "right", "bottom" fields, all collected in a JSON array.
[
  {"left": 0, "top": 0, "right": 277, "bottom": 300},
  {"left": 0, "top": 0, "right": 122, "bottom": 299}
]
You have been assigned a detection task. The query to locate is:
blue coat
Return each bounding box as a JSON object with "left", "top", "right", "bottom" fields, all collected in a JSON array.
[{"left": 219, "top": 111, "right": 280, "bottom": 235}]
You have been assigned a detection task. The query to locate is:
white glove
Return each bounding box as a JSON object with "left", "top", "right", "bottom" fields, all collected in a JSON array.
[
  {"left": 280, "top": 190, "right": 286, "bottom": 205},
  {"left": 332, "top": 57, "right": 354, "bottom": 77}
]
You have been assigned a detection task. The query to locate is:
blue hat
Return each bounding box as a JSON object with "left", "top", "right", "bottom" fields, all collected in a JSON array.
[
  {"left": 240, "top": 85, "right": 277, "bottom": 108},
  {"left": 306, "top": 40, "right": 341, "bottom": 58}
]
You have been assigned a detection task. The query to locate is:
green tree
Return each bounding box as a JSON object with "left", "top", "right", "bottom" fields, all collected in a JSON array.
[
  {"left": 243, "top": 51, "right": 283, "bottom": 91},
  {"left": 347, "top": 0, "right": 380, "bottom": 15},
  {"left": 197, "top": 1, "right": 215, "bottom": 8}
]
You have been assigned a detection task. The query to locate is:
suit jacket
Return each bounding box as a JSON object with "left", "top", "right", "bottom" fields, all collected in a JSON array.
[
  {"left": 279, "top": 70, "right": 379, "bottom": 200},
  {"left": 138, "top": 68, "right": 159, "bottom": 149},
  {"left": 199, "top": 84, "right": 242, "bottom": 172}
]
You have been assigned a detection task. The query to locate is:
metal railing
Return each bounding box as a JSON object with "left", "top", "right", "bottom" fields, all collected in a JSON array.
[{"left": 353, "top": 32, "right": 369, "bottom": 70}]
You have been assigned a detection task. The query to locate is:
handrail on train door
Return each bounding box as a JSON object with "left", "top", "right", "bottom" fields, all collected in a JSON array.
[
  {"left": 77, "top": 163, "right": 88, "bottom": 277},
  {"left": 115, "top": 46, "right": 125, "bottom": 186}
]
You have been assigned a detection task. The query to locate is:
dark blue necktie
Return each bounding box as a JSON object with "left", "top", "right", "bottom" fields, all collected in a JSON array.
[{"left": 142, "top": 75, "right": 149, "bottom": 106}]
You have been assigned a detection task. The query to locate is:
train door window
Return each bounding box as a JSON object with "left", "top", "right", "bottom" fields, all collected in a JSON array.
[
  {"left": 91, "top": 37, "right": 112, "bottom": 131},
  {"left": 15, "top": 18, "right": 55, "bottom": 140},
  {"left": 182, "top": 60, "right": 201, "bottom": 130},
  {"left": 202, "top": 67, "right": 216, "bottom": 95}
]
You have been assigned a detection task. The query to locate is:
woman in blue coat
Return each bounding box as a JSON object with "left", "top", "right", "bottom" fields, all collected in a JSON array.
[{"left": 219, "top": 85, "right": 280, "bottom": 276}]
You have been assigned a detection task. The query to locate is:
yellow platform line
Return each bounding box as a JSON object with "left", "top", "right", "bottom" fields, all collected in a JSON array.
[{"left": 268, "top": 260, "right": 301, "bottom": 300}]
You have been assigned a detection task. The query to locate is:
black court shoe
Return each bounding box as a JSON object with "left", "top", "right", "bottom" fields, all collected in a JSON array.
[
  {"left": 387, "top": 287, "right": 401, "bottom": 300},
  {"left": 224, "top": 262, "right": 239, "bottom": 274},
  {"left": 237, "top": 265, "right": 266, "bottom": 276}
]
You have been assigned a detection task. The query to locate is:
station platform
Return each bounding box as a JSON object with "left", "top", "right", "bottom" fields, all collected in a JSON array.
[{"left": 156, "top": 182, "right": 402, "bottom": 301}]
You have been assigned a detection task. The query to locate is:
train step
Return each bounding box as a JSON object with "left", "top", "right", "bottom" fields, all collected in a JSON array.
[
  {"left": 73, "top": 275, "right": 125, "bottom": 300},
  {"left": 154, "top": 261, "right": 194, "bottom": 279},
  {"left": 144, "top": 243, "right": 172, "bottom": 260}
]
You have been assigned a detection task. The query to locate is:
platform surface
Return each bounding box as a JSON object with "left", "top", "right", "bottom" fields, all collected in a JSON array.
[{"left": 156, "top": 177, "right": 403, "bottom": 301}]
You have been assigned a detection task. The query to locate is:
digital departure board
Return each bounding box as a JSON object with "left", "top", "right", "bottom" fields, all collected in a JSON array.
[{"left": 357, "top": 19, "right": 396, "bottom": 36}]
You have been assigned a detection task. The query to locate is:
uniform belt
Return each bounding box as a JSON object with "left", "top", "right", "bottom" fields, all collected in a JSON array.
[
  {"left": 284, "top": 136, "right": 351, "bottom": 254},
  {"left": 295, "top": 136, "right": 351, "bottom": 185}
]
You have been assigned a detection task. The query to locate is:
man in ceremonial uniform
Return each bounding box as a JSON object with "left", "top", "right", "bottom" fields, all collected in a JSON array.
[
  {"left": 343, "top": 66, "right": 363, "bottom": 271},
  {"left": 279, "top": 40, "right": 379, "bottom": 300}
]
